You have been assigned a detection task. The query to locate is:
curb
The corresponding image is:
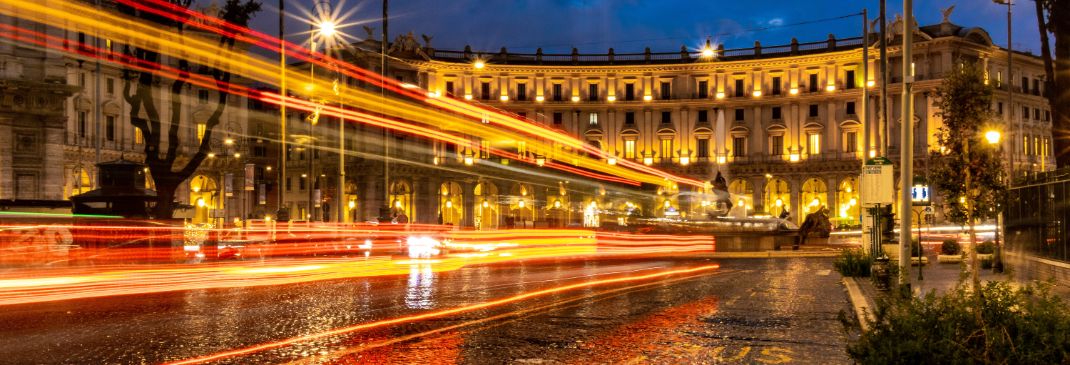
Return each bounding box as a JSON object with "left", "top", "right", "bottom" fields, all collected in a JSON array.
[
  {"left": 709, "top": 251, "right": 840, "bottom": 259},
  {"left": 842, "top": 277, "right": 872, "bottom": 331}
]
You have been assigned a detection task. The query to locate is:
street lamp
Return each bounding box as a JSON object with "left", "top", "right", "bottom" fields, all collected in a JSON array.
[{"left": 985, "top": 128, "right": 1006, "bottom": 272}]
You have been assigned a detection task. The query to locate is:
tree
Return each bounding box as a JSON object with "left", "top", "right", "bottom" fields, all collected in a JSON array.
[
  {"left": 1035, "top": 0, "right": 1070, "bottom": 167},
  {"left": 930, "top": 63, "right": 1007, "bottom": 287},
  {"left": 121, "top": 0, "right": 261, "bottom": 218}
]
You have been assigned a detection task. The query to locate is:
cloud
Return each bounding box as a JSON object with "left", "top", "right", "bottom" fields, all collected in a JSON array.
[{"left": 767, "top": 18, "right": 784, "bottom": 27}]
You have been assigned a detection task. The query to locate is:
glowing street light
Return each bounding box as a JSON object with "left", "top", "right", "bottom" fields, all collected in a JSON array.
[
  {"left": 317, "top": 21, "right": 336, "bottom": 38},
  {"left": 700, "top": 38, "right": 716, "bottom": 58},
  {"left": 985, "top": 130, "right": 1002, "bottom": 145},
  {"left": 473, "top": 60, "right": 486, "bottom": 69}
]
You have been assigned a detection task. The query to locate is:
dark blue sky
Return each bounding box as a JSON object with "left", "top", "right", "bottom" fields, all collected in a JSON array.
[{"left": 245, "top": 0, "right": 1043, "bottom": 55}]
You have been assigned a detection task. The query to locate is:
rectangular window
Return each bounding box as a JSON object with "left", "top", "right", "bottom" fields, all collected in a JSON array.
[
  {"left": 299, "top": 176, "right": 306, "bottom": 190},
  {"left": 624, "top": 140, "right": 636, "bottom": 159},
  {"left": 480, "top": 140, "right": 490, "bottom": 159},
  {"left": 1021, "top": 76, "right": 1029, "bottom": 93},
  {"left": 1033, "top": 79, "right": 1040, "bottom": 96},
  {"left": 1046, "top": 110, "right": 1051, "bottom": 122},
  {"left": 734, "top": 108, "right": 744, "bottom": 121},
  {"left": 134, "top": 128, "right": 143, "bottom": 144},
  {"left": 809, "top": 73, "right": 818, "bottom": 92},
  {"left": 625, "top": 111, "right": 635, "bottom": 125},
  {"left": 771, "top": 76, "right": 781, "bottom": 95},
  {"left": 998, "top": 102, "right": 1004, "bottom": 115},
  {"left": 698, "top": 80, "right": 708, "bottom": 98},
  {"left": 553, "top": 112, "right": 563, "bottom": 125},
  {"left": 772, "top": 106, "right": 782, "bottom": 120},
  {"left": 198, "top": 89, "right": 209, "bottom": 103},
  {"left": 105, "top": 116, "right": 115, "bottom": 141},
  {"left": 1034, "top": 108, "right": 1041, "bottom": 120},
  {"left": 588, "top": 84, "right": 598, "bottom": 101},
  {"left": 697, "top": 110, "right": 708, "bottom": 123},
  {"left": 732, "top": 137, "right": 746, "bottom": 157},
  {"left": 481, "top": 82, "right": 491, "bottom": 100},
  {"left": 846, "top": 101, "right": 856, "bottom": 115},
  {"left": 660, "top": 139, "right": 673, "bottom": 161},
  {"left": 771, "top": 135, "right": 783, "bottom": 155},
  {"left": 660, "top": 82, "right": 671, "bottom": 100},
  {"left": 661, "top": 111, "right": 671, "bottom": 124},
  {"left": 77, "top": 111, "right": 87, "bottom": 137},
  {"left": 517, "top": 83, "right": 527, "bottom": 101},
  {"left": 445, "top": 81, "right": 454, "bottom": 96},
  {"left": 1023, "top": 106, "right": 1030, "bottom": 120},
  {"left": 697, "top": 138, "right": 709, "bottom": 158},
  {"left": 625, "top": 83, "right": 635, "bottom": 101},
  {"left": 845, "top": 131, "right": 857, "bottom": 153},
  {"left": 1023, "top": 136, "right": 1030, "bottom": 155},
  {"left": 589, "top": 112, "right": 598, "bottom": 125},
  {"left": 808, "top": 133, "right": 821, "bottom": 155},
  {"left": 734, "top": 79, "right": 744, "bottom": 97},
  {"left": 552, "top": 83, "right": 563, "bottom": 101},
  {"left": 79, "top": 73, "right": 86, "bottom": 87},
  {"left": 106, "top": 78, "right": 114, "bottom": 94},
  {"left": 809, "top": 104, "right": 819, "bottom": 118},
  {"left": 845, "top": 70, "right": 856, "bottom": 89},
  {"left": 196, "top": 123, "right": 206, "bottom": 143},
  {"left": 995, "top": 71, "right": 1002, "bottom": 88},
  {"left": 286, "top": 177, "right": 292, "bottom": 192}
]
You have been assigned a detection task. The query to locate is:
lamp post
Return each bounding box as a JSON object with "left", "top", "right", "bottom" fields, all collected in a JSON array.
[
  {"left": 985, "top": 129, "right": 1006, "bottom": 272},
  {"left": 276, "top": 0, "right": 289, "bottom": 222},
  {"left": 993, "top": 0, "right": 1014, "bottom": 180}
]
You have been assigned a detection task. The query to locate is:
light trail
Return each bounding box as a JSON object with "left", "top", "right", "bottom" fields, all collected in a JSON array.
[
  {"left": 164, "top": 264, "right": 720, "bottom": 365},
  {"left": 115, "top": 0, "right": 705, "bottom": 187},
  {"left": 0, "top": 0, "right": 699, "bottom": 189}
]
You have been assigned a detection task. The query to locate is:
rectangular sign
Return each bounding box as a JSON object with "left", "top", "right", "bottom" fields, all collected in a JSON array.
[
  {"left": 911, "top": 185, "right": 931, "bottom": 206},
  {"left": 861, "top": 158, "right": 894, "bottom": 205},
  {"left": 313, "top": 189, "right": 321, "bottom": 208}
]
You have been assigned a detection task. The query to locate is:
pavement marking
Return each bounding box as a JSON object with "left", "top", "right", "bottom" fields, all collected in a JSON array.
[{"left": 816, "top": 269, "right": 832, "bottom": 276}]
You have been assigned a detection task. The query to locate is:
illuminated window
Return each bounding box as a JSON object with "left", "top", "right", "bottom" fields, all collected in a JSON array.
[
  {"left": 196, "top": 123, "right": 206, "bottom": 143},
  {"left": 660, "top": 139, "right": 673, "bottom": 162},
  {"left": 624, "top": 140, "right": 636, "bottom": 159},
  {"left": 589, "top": 112, "right": 598, "bottom": 125},
  {"left": 771, "top": 135, "right": 783, "bottom": 155},
  {"left": 135, "top": 128, "right": 144, "bottom": 144},
  {"left": 697, "top": 138, "right": 709, "bottom": 158},
  {"left": 808, "top": 133, "right": 821, "bottom": 155},
  {"left": 481, "top": 140, "right": 490, "bottom": 159}
]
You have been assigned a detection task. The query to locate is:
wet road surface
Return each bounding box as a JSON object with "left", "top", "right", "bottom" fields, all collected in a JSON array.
[{"left": 0, "top": 257, "right": 851, "bottom": 364}]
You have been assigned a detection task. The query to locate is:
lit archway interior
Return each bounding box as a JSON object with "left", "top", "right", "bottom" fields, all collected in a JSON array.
[
  {"left": 474, "top": 181, "right": 499, "bottom": 230},
  {"left": 728, "top": 178, "right": 754, "bottom": 215},
  {"left": 800, "top": 178, "right": 828, "bottom": 217},
  {"left": 439, "top": 182, "right": 463, "bottom": 226},
  {"left": 189, "top": 175, "right": 218, "bottom": 225},
  {"left": 510, "top": 183, "right": 534, "bottom": 227},
  {"left": 389, "top": 179, "right": 413, "bottom": 222},
  {"left": 763, "top": 177, "right": 790, "bottom": 218},
  {"left": 837, "top": 177, "right": 860, "bottom": 226}
]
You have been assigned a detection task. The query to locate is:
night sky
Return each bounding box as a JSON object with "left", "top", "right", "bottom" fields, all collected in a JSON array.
[{"left": 244, "top": 0, "right": 1042, "bottom": 55}]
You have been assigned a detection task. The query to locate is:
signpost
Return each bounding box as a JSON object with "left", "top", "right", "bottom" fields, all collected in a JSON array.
[
  {"left": 862, "top": 157, "right": 894, "bottom": 257},
  {"left": 911, "top": 176, "right": 930, "bottom": 280}
]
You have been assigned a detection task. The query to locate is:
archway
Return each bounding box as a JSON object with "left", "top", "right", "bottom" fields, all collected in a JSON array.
[
  {"left": 439, "top": 182, "right": 463, "bottom": 226},
  {"left": 189, "top": 175, "right": 218, "bottom": 225},
  {"left": 728, "top": 178, "right": 754, "bottom": 215},
  {"left": 763, "top": 177, "right": 790, "bottom": 218},
  {"left": 836, "top": 177, "right": 860, "bottom": 226},
  {"left": 389, "top": 179, "right": 413, "bottom": 222},
  {"left": 67, "top": 167, "right": 93, "bottom": 199},
  {"left": 547, "top": 182, "right": 570, "bottom": 227},
  {"left": 509, "top": 183, "right": 534, "bottom": 228},
  {"left": 473, "top": 181, "right": 499, "bottom": 230},
  {"left": 800, "top": 178, "right": 828, "bottom": 217}
]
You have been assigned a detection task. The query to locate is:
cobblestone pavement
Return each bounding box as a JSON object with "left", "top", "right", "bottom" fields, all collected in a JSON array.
[{"left": 0, "top": 257, "right": 851, "bottom": 364}]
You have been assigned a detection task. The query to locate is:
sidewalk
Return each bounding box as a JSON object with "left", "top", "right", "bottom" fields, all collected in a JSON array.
[{"left": 842, "top": 252, "right": 1070, "bottom": 330}]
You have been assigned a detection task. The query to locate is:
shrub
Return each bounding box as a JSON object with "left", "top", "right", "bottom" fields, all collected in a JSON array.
[
  {"left": 976, "top": 240, "right": 996, "bottom": 254},
  {"left": 941, "top": 239, "right": 961, "bottom": 255},
  {"left": 845, "top": 281, "right": 1070, "bottom": 364},
  {"left": 982, "top": 257, "right": 994, "bottom": 269},
  {"left": 834, "top": 248, "right": 872, "bottom": 277}
]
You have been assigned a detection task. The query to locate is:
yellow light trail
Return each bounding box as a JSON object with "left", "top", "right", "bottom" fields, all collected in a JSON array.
[{"left": 0, "top": 0, "right": 700, "bottom": 188}]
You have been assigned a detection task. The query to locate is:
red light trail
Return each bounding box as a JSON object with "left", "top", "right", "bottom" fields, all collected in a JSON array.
[{"left": 163, "top": 264, "right": 720, "bottom": 365}]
